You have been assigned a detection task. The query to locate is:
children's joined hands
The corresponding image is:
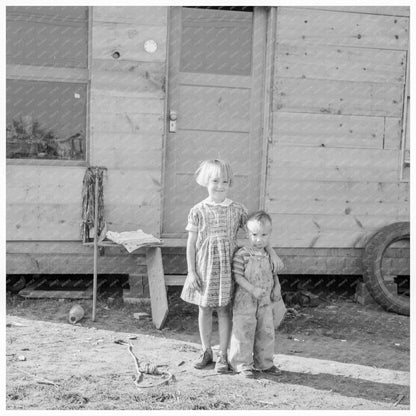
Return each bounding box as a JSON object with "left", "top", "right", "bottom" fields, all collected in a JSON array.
[
  {"left": 252, "top": 286, "right": 267, "bottom": 299},
  {"left": 273, "top": 256, "right": 284, "bottom": 273},
  {"left": 267, "top": 249, "right": 284, "bottom": 274}
]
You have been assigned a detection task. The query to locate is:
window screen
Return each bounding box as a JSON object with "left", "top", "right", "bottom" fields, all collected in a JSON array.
[{"left": 180, "top": 8, "right": 253, "bottom": 76}]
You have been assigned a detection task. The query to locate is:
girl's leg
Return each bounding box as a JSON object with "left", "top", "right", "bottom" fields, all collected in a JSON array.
[
  {"left": 217, "top": 305, "right": 231, "bottom": 354},
  {"left": 198, "top": 305, "right": 213, "bottom": 352},
  {"left": 215, "top": 305, "right": 231, "bottom": 373},
  {"left": 194, "top": 306, "right": 214, "bottom": 369}
]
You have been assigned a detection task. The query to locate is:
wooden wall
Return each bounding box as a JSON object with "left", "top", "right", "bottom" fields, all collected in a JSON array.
[
  {"left": 6, "top": 7, "right": 168, "bottom": 245},
  {"left": 6, "top": 6, "right": 411, "bottom": 277},
  {"left": 267, "top": 6, "right": 410, "bottom": 248},
  {"left": 6, "top": 7, "right": 168, "bottom": 274},
  {"left": 90, "top": 6, "right": 167, "bottom": 235}
]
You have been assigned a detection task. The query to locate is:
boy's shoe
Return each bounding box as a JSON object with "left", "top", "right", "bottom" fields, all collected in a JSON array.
[
  {"left": 215, "top": 353, "right": 229, "bottom": 374},
  {"left": 193, "top": 350, "right": 213, "bottom": 369},
  {"left": 263, "top": 365, "right": 282, "bottom": 376},
  {"left": 240, "top": 369, "right": 255, "bottom": 378}
]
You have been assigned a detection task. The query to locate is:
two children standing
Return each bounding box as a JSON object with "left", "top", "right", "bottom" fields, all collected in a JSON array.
[{"left": 181, "top": 159, "right": 285, "bottom": 377}]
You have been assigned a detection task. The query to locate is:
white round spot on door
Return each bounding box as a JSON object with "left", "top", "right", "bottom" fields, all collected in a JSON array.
[{"left": 144, "top": 39, "right": 158, "bottom": 54}]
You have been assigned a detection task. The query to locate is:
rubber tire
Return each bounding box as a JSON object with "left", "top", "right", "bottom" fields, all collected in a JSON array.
[{"left": 362, "top": 222, "right": 410, "bottom": 316}]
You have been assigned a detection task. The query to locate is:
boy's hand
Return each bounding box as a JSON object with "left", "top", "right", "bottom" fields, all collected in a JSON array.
[
  {"left": 252, "top": 286, "right": 267, "bottom": 300},
  {"left": 188, "top": 271, "right": 202, "bottom": 292}
]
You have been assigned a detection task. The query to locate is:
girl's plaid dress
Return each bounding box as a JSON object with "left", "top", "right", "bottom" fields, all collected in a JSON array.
[{"left": 181, "top": 198, "right": 248, "bottom": 307}]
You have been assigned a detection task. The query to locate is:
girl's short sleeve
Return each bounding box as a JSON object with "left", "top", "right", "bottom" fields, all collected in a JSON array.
[
  {"left": 240, "top": 204, "right": 248, "bottom": 229},
  {"left": 185, "top": 206, "right": 199, "bottom": 232}
]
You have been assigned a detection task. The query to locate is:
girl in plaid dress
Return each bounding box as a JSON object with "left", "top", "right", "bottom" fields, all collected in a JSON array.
[{"left": 181, "top": 159, "right": 247, "bottom": 373}]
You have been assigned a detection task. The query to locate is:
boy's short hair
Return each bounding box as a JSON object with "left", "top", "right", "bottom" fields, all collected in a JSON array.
[
  {"left": 247, "top": 210, "right": 272, "bottom": 227},
  {"left": 195, "top": 159, "right": 233, "bottom": 187}
]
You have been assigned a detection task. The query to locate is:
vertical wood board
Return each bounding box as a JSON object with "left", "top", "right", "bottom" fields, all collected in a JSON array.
[
  {"left": 384, "top": 117, "right": 402, "bottom": 149},
  {"left": 145, "top": 247, "right": 168, "bottom": 329}
]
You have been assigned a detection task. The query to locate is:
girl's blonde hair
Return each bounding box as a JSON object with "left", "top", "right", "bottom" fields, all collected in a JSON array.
[{"left": 195, "top": 159, "right": 233, "bottom": 187}]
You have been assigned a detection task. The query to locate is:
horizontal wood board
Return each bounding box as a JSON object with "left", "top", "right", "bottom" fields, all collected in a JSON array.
[{"left": 276, "top": 7, "right": 409, "bottom": 50}]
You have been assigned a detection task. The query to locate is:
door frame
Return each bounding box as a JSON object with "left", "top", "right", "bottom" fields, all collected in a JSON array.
[{"left": 160, "top": 6, "right": 276, "bottom": 239}]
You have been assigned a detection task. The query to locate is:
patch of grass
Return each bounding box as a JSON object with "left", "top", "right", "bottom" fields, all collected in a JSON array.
[{"left": 7, "top": 386, "right": 29, "bottom": 401}]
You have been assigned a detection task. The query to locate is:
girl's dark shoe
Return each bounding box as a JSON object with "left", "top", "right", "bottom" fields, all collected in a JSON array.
[{"left": 194, "top": 350, "right": 213, "bottom": 369}]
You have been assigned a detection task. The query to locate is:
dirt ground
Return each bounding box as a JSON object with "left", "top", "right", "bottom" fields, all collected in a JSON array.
[{"left": 5, "top": 284, "right": 411, "bottom": 411}]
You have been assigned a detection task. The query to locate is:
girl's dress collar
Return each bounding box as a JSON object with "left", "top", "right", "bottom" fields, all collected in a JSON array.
[{"left": 202, "top": 197, "right": 233, "bottom": 207}]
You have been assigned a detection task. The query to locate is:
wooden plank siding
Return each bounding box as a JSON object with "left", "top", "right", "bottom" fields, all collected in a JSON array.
[
  {"left": 274, "top": 78, "right": 403, "bottom": 117},
  {"left": 6, "top": 165, "right": 85, "bottom": 240},
  {"left": 6, "top": 241, "right": 146, "bottom": 275},
  {"left": 268, "top": 6, "right": 409, "bottom": 249},
  {"left": 6, "top": 7, "right": 168, "bottom": 246},
  {"left": 276, "top": 8, "right": 409, "bottom": 50},
  {"left": 275, "top": 44, "right": 406, "bottom": 84},
  {"left": 6, "top": 6, "right": 410, "bottom": 278},
  {"left": 88, "top": 7, "right": 167, "bottom": 236},
  {"left": 299, "top": 7, "right": 410, "bottom": 18}
]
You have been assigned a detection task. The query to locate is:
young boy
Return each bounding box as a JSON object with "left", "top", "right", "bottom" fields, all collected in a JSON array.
[{"left": 229, "top": 210, "right": 284, "bottom": 378}]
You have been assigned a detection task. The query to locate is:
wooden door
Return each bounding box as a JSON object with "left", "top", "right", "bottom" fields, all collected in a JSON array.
[{"left": 163, "top": 7, "right": 267, "bottom": 236}]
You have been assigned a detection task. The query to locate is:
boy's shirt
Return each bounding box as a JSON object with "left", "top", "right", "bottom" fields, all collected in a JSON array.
[{"left": 232, "top": 246, "right": 275, "bottom": 307}]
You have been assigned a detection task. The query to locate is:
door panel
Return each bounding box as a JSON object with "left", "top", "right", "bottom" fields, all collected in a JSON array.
[
  {"left": 179, "top": 85, "right": 250, "bottom": 131},
  {"left": 163, "top": 7, "right": 266, "bottom": 235}
]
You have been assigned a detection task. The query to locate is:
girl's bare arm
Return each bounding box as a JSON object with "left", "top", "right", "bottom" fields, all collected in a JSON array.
[
  {"left": 266, "top": 245, "right": 284, "bottom": 273},
  {"left": 186, "top": 231, "right": 201, "bottom": 290}
]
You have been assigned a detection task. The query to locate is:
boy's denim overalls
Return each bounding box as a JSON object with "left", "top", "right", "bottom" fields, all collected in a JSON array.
[{"left": 229, "top": 249, "right": 275, "bottom": 372}]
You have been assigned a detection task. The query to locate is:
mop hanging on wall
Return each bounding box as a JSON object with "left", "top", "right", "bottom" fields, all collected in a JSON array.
[{"left": 81, "top": 166, "right": 106, "bottom": 243}]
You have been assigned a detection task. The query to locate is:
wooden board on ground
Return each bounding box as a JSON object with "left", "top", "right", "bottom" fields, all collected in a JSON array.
[
  {"left": 18, "top": 285, "right": 93, "bottom": 299},
  {"left": 145, "top": 247, "right": 168, "bottom": 329}
]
